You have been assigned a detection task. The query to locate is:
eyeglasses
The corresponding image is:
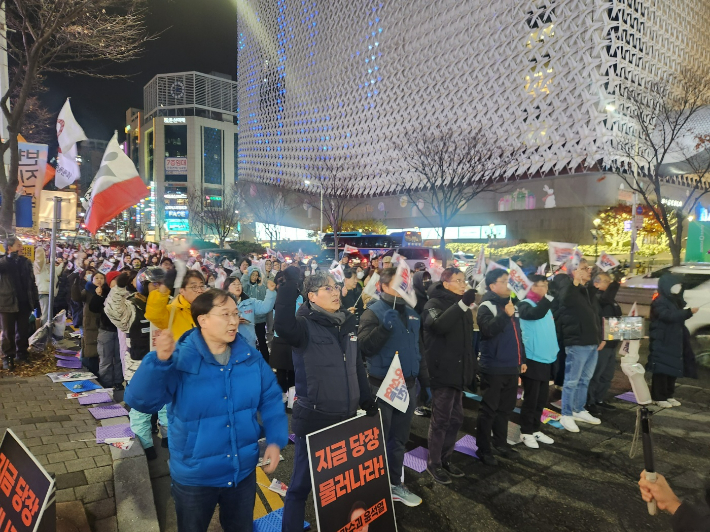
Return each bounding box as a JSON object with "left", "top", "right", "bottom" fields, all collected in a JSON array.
[
  {"left": 207, "top": 311, "right": 240, "bottom": 321},
  {"left": 186, "top": 284, "right": 208, "bottom": 292},
  {"left": 316, "top": 285, "right": 338, "bottom": 293},
  {"left": 447, "top": 279, "right": 466, "bottom": 284}
]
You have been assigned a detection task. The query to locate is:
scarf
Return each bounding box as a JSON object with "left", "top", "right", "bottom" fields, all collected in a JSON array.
[
  {"left": 526, "top": 290, "right": 543, "bottom": 304},
  {"left": 311, "top": 302, "right": 348, "bottom": 325}
]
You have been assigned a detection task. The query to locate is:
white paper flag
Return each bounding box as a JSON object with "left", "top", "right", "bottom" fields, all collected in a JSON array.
[
  {"left": 507, "top": 258, "right": 533, "bottom": 299},
  {"left": 536, "top": 262, "right": 548, "bottom": 275},
  {"left": 376, "top": 353, "right": 410, "bottom": 413},
  {"left": 329, "top": 263, "right": 345, "bottom": 283},
  {"left": 55, "top": 143, "right": 81, "bottom": 189},
  {"left": 392, "top": 258, "right": 417, "bottom": 308},
  {"left": 548, "top": 241, "right": 579, "bottom": 266},
  {"left": 596, "top": 251, "right": 620, "bottom": 272},
  {"left": 57, "top": 99, "right": 87, "bottom": 154},
  {"left": 362, "top": 271, "right": 381, "bottom": 301},
  {"left": 98, "top": 260, "right": 113, "bottom": 275},
  {"left": 472, "top": 246, "right": 486, "bottom": 281}
]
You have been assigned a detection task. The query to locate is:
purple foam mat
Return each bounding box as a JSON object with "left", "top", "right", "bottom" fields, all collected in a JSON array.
[
  {"left": 55, "top": 349, "right": 79, "bottom": 355},
  {"left": 403, "top": 446, "right": 429, "bottom": 473},
  {"left": 55, "top": 354, "right": 79, "bottom": 361},
  {"left": 78, "top": 393, "right": 112, "bottom": 405},
  {"left": 62, "top": 380, "right": 102, "bottom": 392},
  {"left": 57, "top": 358, "right": 82, "bottom": 369},
  {"left": 288, "top": 433, "right": 296, "bottom": 443},
  {"left": 615, "top": 391, "right": 638, "bottom": 403},
  {"left": 96, "top": 424, "right": 134, "bottom": 444},
  {"left": 517, "top": 388, "right": 523, "bottom": 400},
  {"left": 454, "top": 435, "right": 478, "bottom": 458},
  {"left": 88, "top": 404, "right": 129, "bottom": 420}
]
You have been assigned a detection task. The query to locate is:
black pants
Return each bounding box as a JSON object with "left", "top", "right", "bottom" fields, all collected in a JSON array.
[
  {"left": 427, "top": 387, "right": 464, "bottom": 469},
  {"left": 276, "top": 369, "right": 295, "bottom": 394},
  {"left": 588, "top": 346, "right": 617, "bottom": 404},
  {"left": 651, "top": 374, "right": 677, "bottom": 402},
  {"left": 520, "top": 376, "right": 549, "bottom": 435},
  {"left": 1, "top": 309, "right": 32, "bottom": 362},
  {"left": 476, "top": 373, "right": 518, "bottom": 456},
  {"left": 254, "top": 322, "right": 269, "bottom": 363}
]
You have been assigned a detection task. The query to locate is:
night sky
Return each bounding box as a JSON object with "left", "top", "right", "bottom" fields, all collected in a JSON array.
[{"left": 40, "top": 0, "right": 237, "bottom": 144}]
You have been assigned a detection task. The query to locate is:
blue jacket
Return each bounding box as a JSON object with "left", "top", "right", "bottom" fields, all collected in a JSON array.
[
  {"left": 124, "top": 328, "right": 288, "bottom": 487},
  {"left": 235, "top": 290, "right": 276, "bottom": 349},
  {"left": 518, "top": 296, "right": 558, "bottom": 364},
  {"left": 359, "top": 299, "right": 421, "bottom": 380},
  {"left": 477, "top": 291, "right": 525, "bottom": 374}
]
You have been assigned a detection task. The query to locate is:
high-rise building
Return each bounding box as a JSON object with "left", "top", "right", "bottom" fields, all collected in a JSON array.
[
  {"left": 133, "top": 71, "right": 239, "bottom": 238},
  {"left": 236, "top": 1, "right": 710, "bottom": 242}
]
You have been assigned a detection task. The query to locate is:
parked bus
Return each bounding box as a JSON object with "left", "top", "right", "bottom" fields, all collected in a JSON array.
[{"left": 321, "top": 231, "right": 422, "bottom": 252}]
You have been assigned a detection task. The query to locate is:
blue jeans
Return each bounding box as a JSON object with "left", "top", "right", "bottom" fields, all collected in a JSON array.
[
  {"left": 282, "top": 435, "right": 310, "bottom": 532},
  {"left": 171, "top": 470, "right": 256, "bottom": 532},
  {"left": 561, "top": 345, "right": 598, "bottom": 416}
]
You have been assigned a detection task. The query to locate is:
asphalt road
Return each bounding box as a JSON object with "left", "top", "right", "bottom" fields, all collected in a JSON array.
[{"left": 149, "top": 345, "right": 710, "bottom": 532}]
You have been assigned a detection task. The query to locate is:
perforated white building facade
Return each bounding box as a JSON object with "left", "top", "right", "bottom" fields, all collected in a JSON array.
[{"left": 236, "top": 0, "right": 710, "bottom": 196}]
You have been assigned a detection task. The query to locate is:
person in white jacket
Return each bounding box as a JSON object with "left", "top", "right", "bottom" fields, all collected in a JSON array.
[{"left": 34, "top": 247, "right": 64, "bottom": 325}]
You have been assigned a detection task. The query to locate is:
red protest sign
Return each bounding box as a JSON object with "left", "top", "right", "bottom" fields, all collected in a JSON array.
[
  {"left": 307, "top": 413, "right": 397, "bottom": 532},
  {"left": 0, "top": 429, "right": 55, "bottom": 532}
]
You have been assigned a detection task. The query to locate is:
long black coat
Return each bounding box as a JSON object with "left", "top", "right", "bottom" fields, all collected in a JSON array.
[
  {"left": 648, "top": 274, "right": 695, "bottom": 378},
  {"left": 421, "top": 283, "right": 475, "bottom": 390}
]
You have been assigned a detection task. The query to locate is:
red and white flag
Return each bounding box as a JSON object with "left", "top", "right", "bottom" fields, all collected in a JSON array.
[
  {"left": 57, "top": 99, "right": 87, "bottom": 155},
  {"left": 329, "top": 263, "right": 345, "bottom": 283},
  {"left": 84, "top": 133, "right": 148, "bottom": 234},
  {"left": 343, "top": 244, "right": 358, "bottom": 254},
  {"left": 596, "top": 251, "right": 620, "bottom": 272}
]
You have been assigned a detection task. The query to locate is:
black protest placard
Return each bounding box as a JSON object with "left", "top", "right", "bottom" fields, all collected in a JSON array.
[
  {"left": 307, "top": 413, "right": 397, "bottom": 532},
  {"left": 0, "top": 429, "right": 55, "bottom": 532}
]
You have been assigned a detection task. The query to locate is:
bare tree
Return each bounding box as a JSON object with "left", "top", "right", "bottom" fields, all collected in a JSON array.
[
  {"left": 612, "top": 67, "right": 710, "bottom": 266},
  {"left": 238, "top": 181, "right": 299, "bottom": 249},
  {"left": 0, "top": 0, "right": 152, "bottom": 232},
  {"left": 305, "top": 161, "right": 364, "bottom": 262},
  {"left": 187, "top": 185, "right": 242, "bottom": 248},
  {"left": 398, "top": 127, "right": 523, "bottom": 266}
]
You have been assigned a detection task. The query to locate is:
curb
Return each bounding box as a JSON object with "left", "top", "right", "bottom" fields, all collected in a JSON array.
[{"left": 101, "top": 417, "right": 160, "bottom": 532}]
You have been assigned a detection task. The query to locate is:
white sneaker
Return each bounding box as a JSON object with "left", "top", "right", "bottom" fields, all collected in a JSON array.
[
  {"left": 573, "top": 410, "right": 601, "bottom": 425},
  {"left": 533, "top": 431, "right": 554, "bottom": 445},
  {"left": 560, "top": 415, "right": 580, "bottom": 433},
  {"left": 282, "top": 392, "right": 288, "bottom": 404},
  {"left": 656, "top": 400, "right": 672, "bottom": 408},
  {"left": 667, "top": 398, "right": 681, "bottom": 407},
  {"left": 521, "top": 434, "right": 539, "bottom": 449}
]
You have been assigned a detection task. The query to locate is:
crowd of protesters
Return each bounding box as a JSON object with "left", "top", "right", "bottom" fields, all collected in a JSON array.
[{"left": 0, "top": 237, "right": 706, "bottom": 532}]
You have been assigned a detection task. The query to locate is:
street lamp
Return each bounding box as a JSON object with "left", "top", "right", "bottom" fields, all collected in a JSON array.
[
  {"left": 304, "top": 179, "right": 323, "bottom": 237},
  {"left": 593, "top": 218, "right": 602, "bottom": 257}
]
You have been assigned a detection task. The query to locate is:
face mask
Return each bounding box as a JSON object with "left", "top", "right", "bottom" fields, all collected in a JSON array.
[
  {"left": 356, "top": 271, "right": 364, "bottom": 279},
  {"left": 305, "top": 270, "right": 311, "bottom": 277},
  {"left": 311, "top": 263, "right": 317, "bottom": 270},
  {"left": 422, "top": 280, "right": 432, "bottom": 290},
  {"left": 208, "top": 280, "right": 215, "bottom": 287},
  {"left": 670, "top": 284, "right": 682, "bottom": 294},
  {"left": 85, "top": 274, "right": 92, "bottom": 281}
]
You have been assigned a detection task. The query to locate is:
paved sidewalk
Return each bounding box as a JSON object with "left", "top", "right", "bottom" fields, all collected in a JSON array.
[{"left": 0, "top": 375, "right": 117, "bottom": 532}]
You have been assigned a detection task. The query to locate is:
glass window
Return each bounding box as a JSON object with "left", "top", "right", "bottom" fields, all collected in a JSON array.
[
  {"left": 165, "top": 125, "right": 188, "bottom": 157},
  {"left": 203, "top": 127, "right": 223, "bottom": 185},
  {"left": 234, "top": 133, "right": 239, "bottom": 183},
  {"left": 399, "top": 248, "right": 430, "bottom": 260},
  {"left": 145, "top": 129, "right": 154, "bottom": 182}
]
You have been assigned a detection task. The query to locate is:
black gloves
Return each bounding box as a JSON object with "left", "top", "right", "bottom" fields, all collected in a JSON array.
[
  {"left": 283, "top": 265, "right": 301, "bottom": 283},
  {"left": 462, "top": 289, "right": 477, "bottom": 307},
  {"left": 116, "top": 273, "right": 130, "bottom": 288},
  {"left": 361, "top": 399, "right": 379, "bottom": 417},
  {"left": 164, "top": 268, "right": 177, "bottom": 291},
  {"left": 382, "top": 309, "right": 399, "bottom": 330}
]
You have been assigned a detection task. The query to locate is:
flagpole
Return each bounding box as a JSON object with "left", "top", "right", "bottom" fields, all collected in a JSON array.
[{"left": 47, "top": 197, "right": 62, "bottom": 325}]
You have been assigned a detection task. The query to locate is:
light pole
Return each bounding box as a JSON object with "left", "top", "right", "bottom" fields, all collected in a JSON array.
[
  {"left": 304, "top": 180, "right": 323, "bottom": 235},
  {"left": 593, "top": 218, "right": 601, "bottom": 258}
]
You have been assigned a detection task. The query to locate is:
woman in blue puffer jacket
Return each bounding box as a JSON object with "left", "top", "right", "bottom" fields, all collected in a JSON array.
[
  {"left": 125, "top": 289, "right": 288, "bottom": 532},
  {"left": 223, "top": 275, "right": 276, "bottom": 355}
]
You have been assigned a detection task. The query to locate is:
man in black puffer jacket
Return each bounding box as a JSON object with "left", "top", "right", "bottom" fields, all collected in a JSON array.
[
  {"left": 556, "top": 259, "right": 604, "bottom": 433},
  {"left": 421, "top": 267, "right": 476, "bottom": 485},
  {"left": 586, "top": 272, "right": 622, "bottom": 415},
  {"left": 274, "top": 267, "right": 374, "bottom": 532},
  {"left": 476, "top": 268, "right": 525, "bottom": 467}
]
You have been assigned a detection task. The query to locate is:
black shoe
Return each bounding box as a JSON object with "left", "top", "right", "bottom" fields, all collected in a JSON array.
[
  {"left": 2, "top": 360, "right": 13, "bottom": 371},
  {"left": 426, "top": 466, "right": 452, "bottom": 485},
  {"left": 480, "top": 453, "right": 498, "bottom": 467},
  {"left": 14, "top": 356, "right": 30, "bottom": 366},
  {"left": 161, "top": 437, "right": 169, "bottom": 449},
  {"left": 442, "top": 461, "right": 465, "bottom": 478},
  {"left": 597, "top": 401, "right": 616, "bottom": 411},
  {"left": 586, "top": 403, "right": 602, "bottom": 416},
  {"left": 493, "top": 445, "right": 518, "bottom": 459},
  {"left": 145, "top": 447, "right": 158, "bottom": 461}
]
